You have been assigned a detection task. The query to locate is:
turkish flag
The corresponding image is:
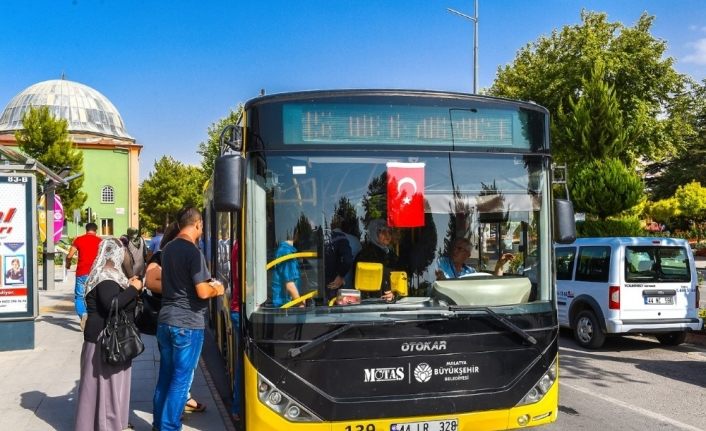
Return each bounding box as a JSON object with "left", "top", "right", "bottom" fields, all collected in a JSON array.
[{"left": 387, "top": 162, "right": 425, "bottom": 227}]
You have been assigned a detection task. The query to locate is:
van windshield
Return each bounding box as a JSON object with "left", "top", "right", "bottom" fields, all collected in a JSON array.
[{"left": 625, "top": 246, "right": 691, "bottom": 283}]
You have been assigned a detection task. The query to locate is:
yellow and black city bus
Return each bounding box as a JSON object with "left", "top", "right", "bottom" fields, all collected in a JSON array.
[{"left": 202, "top": 89, "right": 576, "bottom": 431}]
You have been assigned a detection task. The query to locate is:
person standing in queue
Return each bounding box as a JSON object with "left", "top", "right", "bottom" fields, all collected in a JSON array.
[
  {"left": 152, "top": 208, "right": 224, "bottom": 431},
  {"left": 144, "top": 221, "right": 206, "bottom": 414},
  {"left": 74, "top": 238, "right": 143, "bottom": 431},
  {"left": 66, "top": 222, "right": 102, "bottom": 331}
]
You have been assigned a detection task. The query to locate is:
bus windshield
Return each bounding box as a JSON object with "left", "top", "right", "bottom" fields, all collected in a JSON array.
[{"left": 244, "top": 151, "right": 552, "bottom": 317}]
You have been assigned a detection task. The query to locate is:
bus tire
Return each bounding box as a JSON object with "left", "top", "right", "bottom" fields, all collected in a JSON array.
[
  {"left": 573, "top": 310, "right": 605, "bottom": 349},
  {"left": 655, "top": 331, "right": 687, "bottom": 346}
]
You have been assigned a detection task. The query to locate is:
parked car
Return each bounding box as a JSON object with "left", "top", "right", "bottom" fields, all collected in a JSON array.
[{"left": 555, "top": 237, "right": 703, "bottom": 349}]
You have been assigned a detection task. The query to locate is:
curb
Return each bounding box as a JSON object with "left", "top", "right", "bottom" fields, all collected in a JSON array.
[{"left": 686, "top": 331, "right": 706, "bottom": 347}]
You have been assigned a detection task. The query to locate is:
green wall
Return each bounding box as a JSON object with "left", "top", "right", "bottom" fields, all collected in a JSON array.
[{"left": 63, "top": 147, "right": 131, "bottom": 240}]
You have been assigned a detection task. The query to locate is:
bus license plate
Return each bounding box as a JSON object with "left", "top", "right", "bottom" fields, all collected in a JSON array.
[
  {"left": 391, "top": 419, "right": 458, "bottom": 431},
  {"left": 645, "top": 296, "right": 674, "bottom": 305}
]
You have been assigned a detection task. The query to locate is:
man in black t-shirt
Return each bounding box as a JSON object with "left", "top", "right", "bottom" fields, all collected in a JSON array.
[{"left": 151, "top": 208, "right": 224, "bottom": 431}]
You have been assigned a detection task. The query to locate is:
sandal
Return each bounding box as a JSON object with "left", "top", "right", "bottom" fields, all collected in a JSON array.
[{"left": 184, "top": 398, "right": 206, "bottom": 413}]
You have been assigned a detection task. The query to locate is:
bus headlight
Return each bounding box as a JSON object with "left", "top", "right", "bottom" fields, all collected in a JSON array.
[
  {"left": 516, "top": 357, "right": 558, "bottom": 406},
  {"left": 257, "top": 374, "right": 321, "bottom": 422}
]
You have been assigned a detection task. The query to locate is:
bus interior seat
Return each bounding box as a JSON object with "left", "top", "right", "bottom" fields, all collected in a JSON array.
[{"left": 432, "top": 276, "right": 532, "bottom": 306}]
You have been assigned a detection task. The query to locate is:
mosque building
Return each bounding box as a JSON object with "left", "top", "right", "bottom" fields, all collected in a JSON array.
[{"left": 0, "top": 78, "right": 140, "bottom": 238}]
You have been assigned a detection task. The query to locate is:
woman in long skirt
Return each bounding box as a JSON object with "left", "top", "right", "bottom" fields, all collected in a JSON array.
[{"left": 74, "top": 238, "right": 144, "bottom": 431}]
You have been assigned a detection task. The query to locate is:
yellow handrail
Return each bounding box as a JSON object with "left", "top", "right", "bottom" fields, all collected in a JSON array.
[
  {"left": 266, "top": 251, "right": 318, "bottom": 270},
  {"left": 281, "top": 290, "right": 317, "bottom": 309}
]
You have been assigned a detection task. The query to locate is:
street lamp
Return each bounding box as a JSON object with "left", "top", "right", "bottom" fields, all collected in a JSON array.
[{"left": 447, "top": 0, "right": 479, "bottom": 94}]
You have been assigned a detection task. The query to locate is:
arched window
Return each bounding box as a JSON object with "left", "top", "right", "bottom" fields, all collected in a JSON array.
[{"left": 101, "top": 185, "right": 115, "bottom": 204}]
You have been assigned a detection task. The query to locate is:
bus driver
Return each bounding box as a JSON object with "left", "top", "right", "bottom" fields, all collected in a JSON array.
[{"left": 436, "top": 237, "right": 513, "bottom": 279}]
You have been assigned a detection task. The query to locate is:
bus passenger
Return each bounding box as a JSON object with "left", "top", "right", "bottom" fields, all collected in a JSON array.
[
  {"left": 355, "top": 219, "right": 398, "bottom": 301},
  {"left": 324, "top": 216, "right": 361, "bottom": 300},
  {"left": 271, "top": 228, "right": 302, "bottom": 307},
  {"left": 436, "top": 237, "right": 513, "bottom": 279}
]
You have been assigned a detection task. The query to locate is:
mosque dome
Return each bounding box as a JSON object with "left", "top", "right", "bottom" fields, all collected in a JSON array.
[{"left": 0, "top": 79, "right": 132, "bottom": 139}]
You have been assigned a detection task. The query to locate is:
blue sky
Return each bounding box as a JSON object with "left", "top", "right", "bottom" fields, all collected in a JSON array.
[{"left": 1, "top": 0, "right": 705, "bottom": 180}]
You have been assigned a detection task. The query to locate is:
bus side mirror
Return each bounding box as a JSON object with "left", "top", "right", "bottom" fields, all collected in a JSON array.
[
  {"left": 554, "top": 199, "right": 576, "bottom": 244},
  {"left": 214, "top": 154, "right": 244, "bottom": 211}
]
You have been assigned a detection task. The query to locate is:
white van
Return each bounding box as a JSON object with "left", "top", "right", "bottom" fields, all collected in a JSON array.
[{"left": 555, "top": 237, "right": 702, "bottom": 348}]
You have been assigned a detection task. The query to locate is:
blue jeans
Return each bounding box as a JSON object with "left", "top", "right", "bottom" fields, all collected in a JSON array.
[
  {"left": 74, "top": 275, "right": 88, "bottom": 318},
  {"left": 230, "top": 311, "right": 243, "bottom": 417},
  {"left": 153, "top": 323, "right": 204, "bottom": 431}
]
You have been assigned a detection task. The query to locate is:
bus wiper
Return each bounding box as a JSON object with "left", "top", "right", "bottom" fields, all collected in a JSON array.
[
  {"left": 448, "top": 306, "right": 537, "bottom": 345},
  {"left": 287, "top": 320, "right": 394, "bottom": 358}
]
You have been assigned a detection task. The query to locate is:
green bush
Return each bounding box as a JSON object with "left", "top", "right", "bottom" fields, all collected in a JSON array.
[{"left": 569, "top": 158, "right": 644, "bottom": 219}]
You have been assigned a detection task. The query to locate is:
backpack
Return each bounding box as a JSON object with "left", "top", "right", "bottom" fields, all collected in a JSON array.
[{"left": 127, "top": 238, "right": 147, "bottom": 278}]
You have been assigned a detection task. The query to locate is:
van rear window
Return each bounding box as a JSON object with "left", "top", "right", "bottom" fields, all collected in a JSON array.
[{"left": 625, "top": 246, "right": 690, "bottom": 283}]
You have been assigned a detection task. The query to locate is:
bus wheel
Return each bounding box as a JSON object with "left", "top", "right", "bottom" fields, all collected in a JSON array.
[
  {"left": 655, "top": 332, "right": 687, "bottom": 346},
  {"left": 573, "top": 310, "right": 605, "bottom": 349}
]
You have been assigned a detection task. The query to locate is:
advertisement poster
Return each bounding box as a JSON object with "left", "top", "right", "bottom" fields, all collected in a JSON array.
[
  {"left": 0, "top": 174, "right": 35, "bottom": 317},
  {"left": 38, "top": 194, "right": 64, "bottom": 243}
]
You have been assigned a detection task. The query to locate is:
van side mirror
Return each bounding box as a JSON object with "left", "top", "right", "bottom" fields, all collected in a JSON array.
[
  {"left": 214, "top": 154, "right": 244, "bottom": 211},
  {"left": 554, "top": 199, "right": 576, "bottom": 244}
]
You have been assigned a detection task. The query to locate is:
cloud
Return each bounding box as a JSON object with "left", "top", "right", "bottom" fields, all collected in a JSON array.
[{"left": 683, "top": 38, "right": 706, "bottom": 65}]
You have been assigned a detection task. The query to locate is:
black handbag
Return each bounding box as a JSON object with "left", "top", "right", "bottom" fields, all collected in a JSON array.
[
  {"left": 100, "top": 296, "right": 145, "bottom": 365},
  {"left": 135, "top": 290, "right": 161, "bottom": 336}
]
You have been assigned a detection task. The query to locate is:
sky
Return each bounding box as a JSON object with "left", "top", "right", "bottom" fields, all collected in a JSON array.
[{"left": 1, "top": 0, "right": 705, "bottom": 181}]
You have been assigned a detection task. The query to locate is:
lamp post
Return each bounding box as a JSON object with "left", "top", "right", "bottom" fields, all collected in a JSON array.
[
  {"left": 41, "top": 171, "right": 82, "bottom": 290},
  {"left": 447, "top": 0, "right": 479, "bottom": 94}
]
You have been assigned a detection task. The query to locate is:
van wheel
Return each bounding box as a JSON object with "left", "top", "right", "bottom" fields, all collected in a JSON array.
[
  {"left": 655, "top": 332, "right": 687, "bottom": 346},
  {"left": 573, "top": 310, "right": 605, "bottom": 349}
]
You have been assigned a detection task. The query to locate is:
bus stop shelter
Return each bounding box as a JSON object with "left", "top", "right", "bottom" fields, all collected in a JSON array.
[{"left": 0, "top": 144, "right": 71, "bottom": 351}]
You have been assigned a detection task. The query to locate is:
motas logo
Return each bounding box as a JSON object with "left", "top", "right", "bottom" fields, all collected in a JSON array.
[
  {"left": 401, "top": 340, "right": 447, "bottom": 352},
  {"left": 363, "top": 367, "right": 405, "bottom": 383},
  {"left": 414, "top": 363, "right": 433, "bottom": 383}
]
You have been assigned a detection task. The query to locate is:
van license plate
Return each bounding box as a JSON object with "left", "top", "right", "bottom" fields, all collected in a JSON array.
[
  {"left": 391, "top": 419, "right": 458, "bottom": 431},
  {"left": 645, "top": 296, "right": 674, "bottom": 304}
]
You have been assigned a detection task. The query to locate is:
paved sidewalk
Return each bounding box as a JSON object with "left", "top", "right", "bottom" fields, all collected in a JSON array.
[{"left": 0, "top": 271, "right": 233, "bottom": 431}]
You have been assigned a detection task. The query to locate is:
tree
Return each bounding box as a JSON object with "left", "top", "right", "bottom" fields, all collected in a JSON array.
[
  {"left": 569, "top": 158, "right": 643, "bottom": 219},
  {"left": 197, "top": 105, "right": 243, "bottom": 179},
  {"left": 645, "top": 79, "right": 706, "bottom": 199},
  {"left": 556, "top": 62, "right": 633, "bottom": 167},
  {"left": 645, "top": 198, "right": 680, "bottom": 226},
  {"left": 489, "top": 11, "right": 692, "bottom": 167},
  {"left": 139, "top": 156, "right": 205, "bottom": 232},
  {"left": 331, "top": 196, "right": 361, "bottom": 238},
  {"left": 673, "top": 181, "right": 706, "bottom": 229},
  {"left": 15, "top": 106, "right": 86, "bottom": 215}
]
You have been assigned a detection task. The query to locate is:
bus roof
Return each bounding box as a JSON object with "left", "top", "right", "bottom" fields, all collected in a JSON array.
[{"left": 243, "top": 89, "right": 549, "bottom": 114}]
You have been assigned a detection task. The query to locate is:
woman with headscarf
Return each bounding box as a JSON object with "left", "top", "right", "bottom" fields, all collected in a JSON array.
[
  {"left": 355, "top": 219, "right": 399, "bottom": 301},
  {"left": 74, "top": 238, "right": 144, "bottom": 431}
]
